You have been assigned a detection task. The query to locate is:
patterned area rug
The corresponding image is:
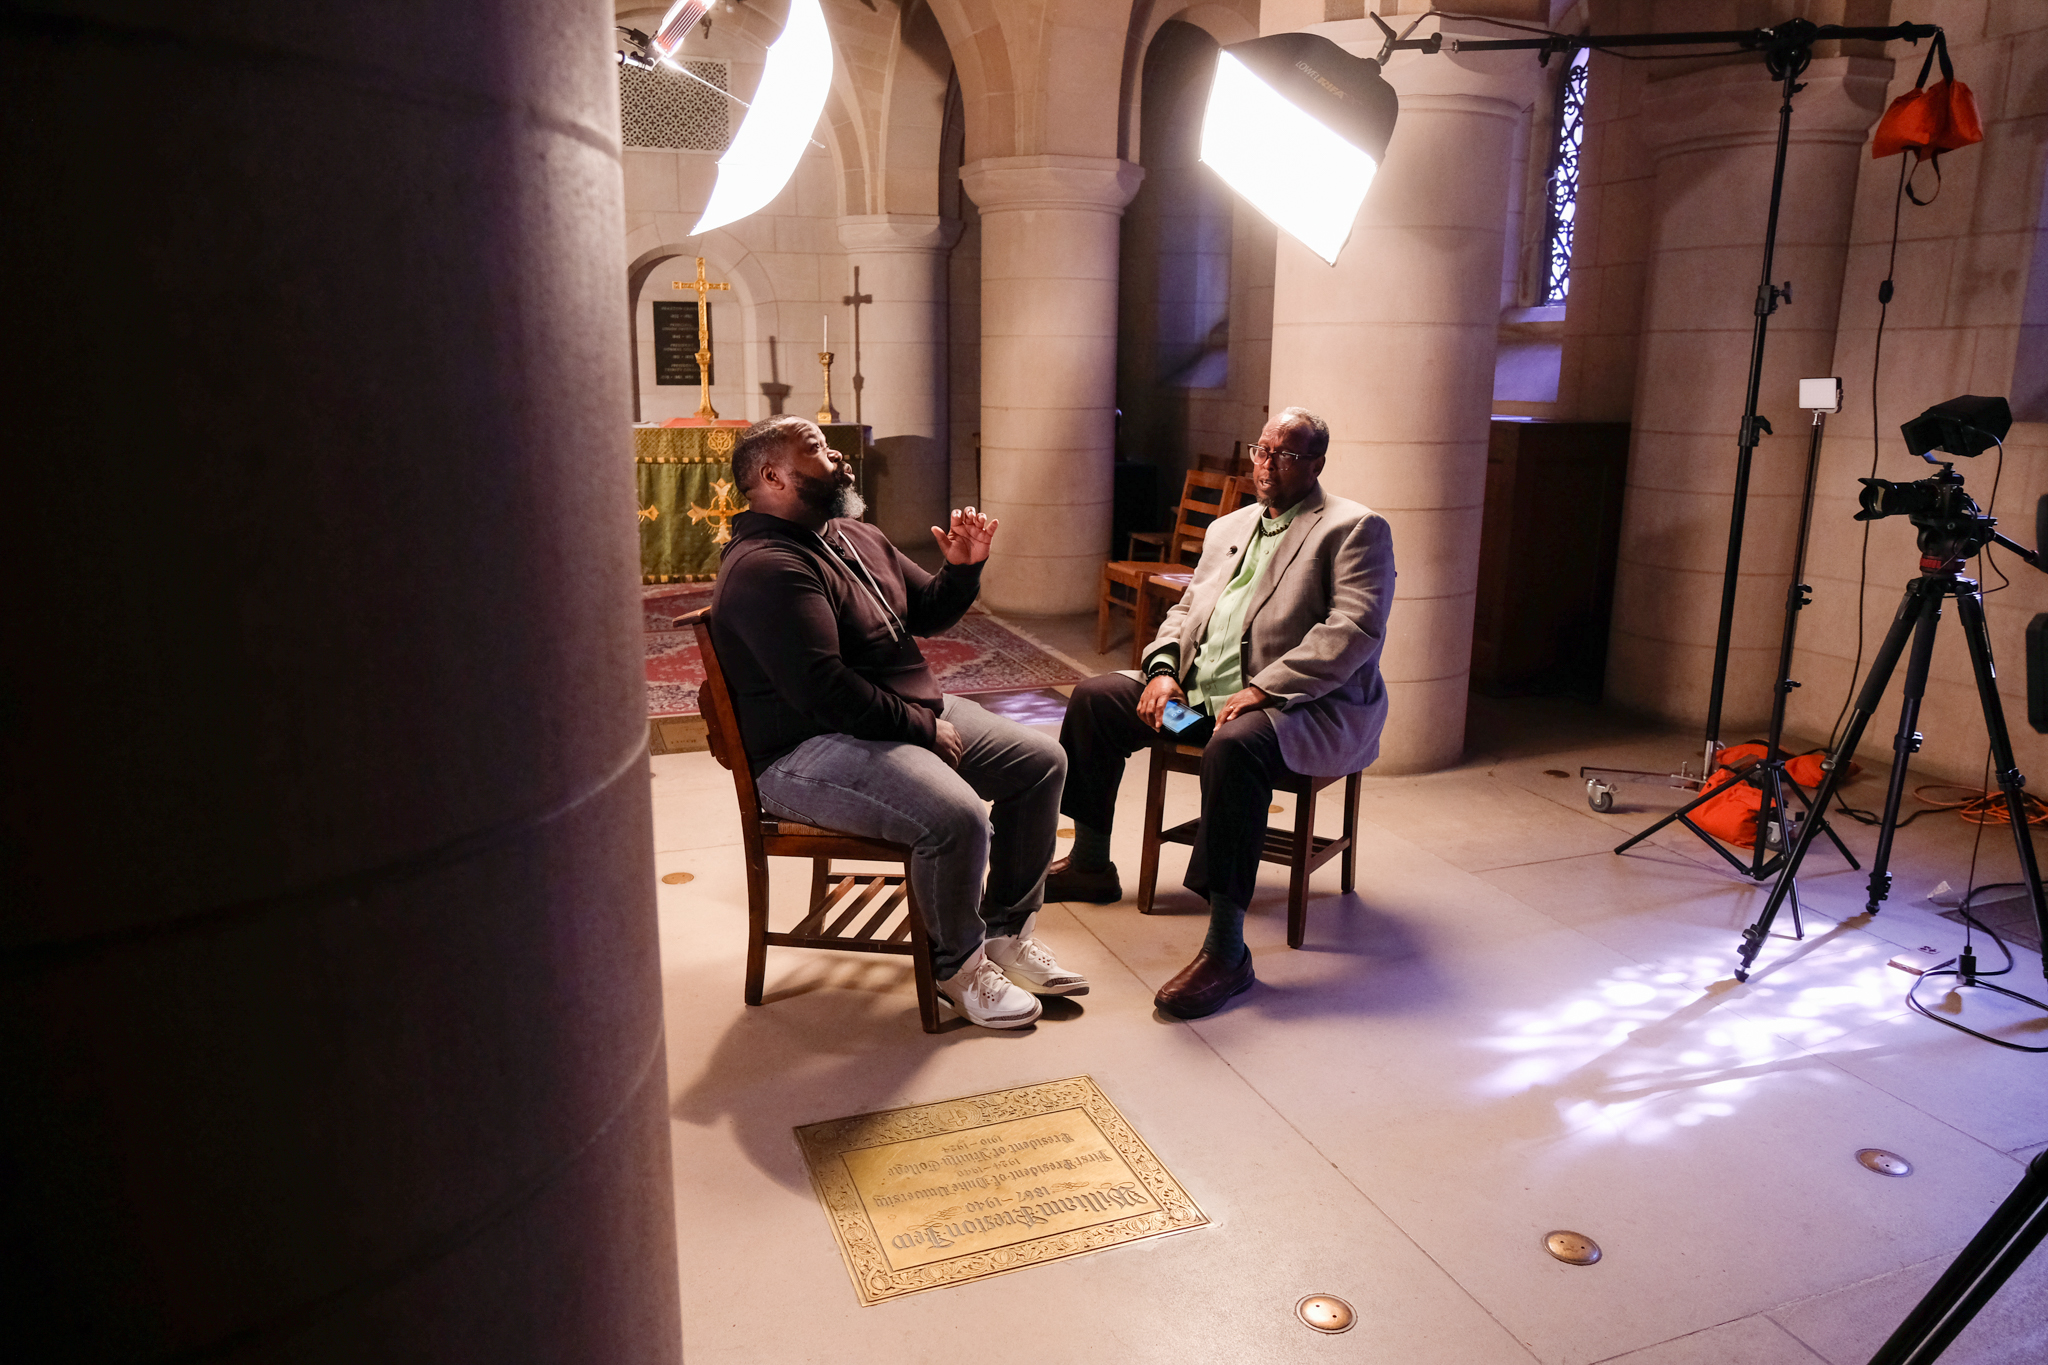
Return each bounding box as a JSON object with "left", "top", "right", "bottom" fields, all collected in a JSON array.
[{"left": 643, "top": 583, "right": 1090, "bottom": 719}]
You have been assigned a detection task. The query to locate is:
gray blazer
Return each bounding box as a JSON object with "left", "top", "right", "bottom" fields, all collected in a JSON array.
[{"left": 1144, "top": 485, "right": 1396, "bottom": 776}]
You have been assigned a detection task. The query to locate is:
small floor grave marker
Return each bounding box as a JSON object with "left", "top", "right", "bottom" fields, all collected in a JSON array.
[{"left": 796, "top": 1075, "right": 1208, "bottom": 1304}]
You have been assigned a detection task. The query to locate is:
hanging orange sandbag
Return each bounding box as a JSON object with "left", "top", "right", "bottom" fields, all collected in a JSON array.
[{"left": 1871, "top": 31, "right": 1983, "bottom": 204}]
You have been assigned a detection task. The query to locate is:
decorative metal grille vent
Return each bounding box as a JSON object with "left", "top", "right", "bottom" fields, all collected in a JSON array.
[
  {"left": 620, "top": 60, "right": 731, "bottom": 151},
  {"left": 1542, "top": 51, "right": 1588, "bottom": 304}
]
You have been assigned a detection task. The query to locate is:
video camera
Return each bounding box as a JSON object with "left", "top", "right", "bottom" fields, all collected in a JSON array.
[{"left": 1853, "top": 394, "right": 2013, "bottom": 563}]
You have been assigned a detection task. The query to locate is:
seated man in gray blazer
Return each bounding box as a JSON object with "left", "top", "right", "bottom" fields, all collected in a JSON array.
[{"left": 1049, "top": 406, "right": 1395, "bottom": 1018}]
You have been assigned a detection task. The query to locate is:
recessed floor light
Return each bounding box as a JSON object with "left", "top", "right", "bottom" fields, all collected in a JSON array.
[
  {"left": 1544, "top": 1230, "right": 1602, "bottom": 1265},
  {"left": 1295, "top": 1294, "right": 1355, "bottom": 1333},
  {"left": 1857, "top": 1148, "right": 1913, "bottom": 1177}
]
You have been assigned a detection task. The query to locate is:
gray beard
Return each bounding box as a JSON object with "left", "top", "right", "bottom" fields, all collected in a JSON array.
[
  {"left": 796, "top": 472, "right": 866, "bottom": 522},
  {"left": 828, "top": 485, "right": 867, "bottom": 521}
]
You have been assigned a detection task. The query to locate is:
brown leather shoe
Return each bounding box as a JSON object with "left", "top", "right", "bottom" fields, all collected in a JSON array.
[
  {"left": 1045, "top": 856, "right": 1122, "bottom": 904},
  {"left": 1154, "top": 949, "right": 1255, "bottom": 1019}
]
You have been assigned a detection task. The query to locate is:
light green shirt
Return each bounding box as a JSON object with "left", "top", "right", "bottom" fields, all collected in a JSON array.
[{"left": 1159, "top": 501, "right": 1301, "bottom": 714}]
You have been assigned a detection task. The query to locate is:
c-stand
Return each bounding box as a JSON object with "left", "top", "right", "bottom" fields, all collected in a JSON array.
[
  {"left": 1611, "top": 390, "right": 1860, "bottom": 908},
  {"left": 1734, "top": 449, "right": 2048, "bottom": 984}
]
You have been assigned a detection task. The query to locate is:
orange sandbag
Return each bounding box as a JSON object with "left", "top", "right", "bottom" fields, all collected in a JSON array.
[
  {"left": 1786, "top": 750, "right": 1860, "bottom": 788},
  {"left": 1873, "top": 33, "right": 1983, "bottom": 161},
  {"left": 1693, "top": 766, "right": 1762, "bottom": 847}
]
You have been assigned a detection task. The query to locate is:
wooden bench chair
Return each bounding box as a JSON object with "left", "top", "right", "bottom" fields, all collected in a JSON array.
[
  {"left": 1135, "top": 741, "right": 1362, "bottom": 950},
  {"left": 678, "top": 607, "right": 942, "bottom": 1032}
]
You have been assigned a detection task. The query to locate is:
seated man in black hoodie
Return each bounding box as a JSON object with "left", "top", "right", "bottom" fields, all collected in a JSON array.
[{"left": 708, "top": 416, "right": 1084, "bottom": 1029}]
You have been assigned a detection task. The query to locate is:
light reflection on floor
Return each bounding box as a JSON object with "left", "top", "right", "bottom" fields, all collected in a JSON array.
[{"left": 1476, "top": 934, "right": 1916, "bottom": 1144}]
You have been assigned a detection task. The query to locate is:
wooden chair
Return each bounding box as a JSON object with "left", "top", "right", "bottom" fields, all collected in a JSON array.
[
  {"left": 678, "top": 607, "right": 943, "bottom": 1032},
  {"left": 1135, "top": 741, "right": 1362, "bottom": 950},
  {"left": 1096, "top": 472, "right": 1252, "bottom": 667}
]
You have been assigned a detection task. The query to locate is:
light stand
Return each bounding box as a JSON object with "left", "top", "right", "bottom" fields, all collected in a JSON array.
[
  {"left": 1611, "top": 381, "right": 1860, "bottom": 900},
  {"left": 1376, "top": 16, "right": 1942, "bottom": 849},
  {"left": 1868, "top": 1150, "right": 2048, "bottom": 1364}
]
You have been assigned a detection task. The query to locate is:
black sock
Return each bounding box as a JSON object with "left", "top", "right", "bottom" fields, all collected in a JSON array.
[
  {"left": 1201, "top": 893, "right": 1247, "bottom": 964},
  {"left": 1071, "top": 823, "right": 1112, "bottom": 871}
]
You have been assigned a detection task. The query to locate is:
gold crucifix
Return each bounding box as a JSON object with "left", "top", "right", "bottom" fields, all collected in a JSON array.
[
  {"left": 687, "top": 478, "right": 746, "bottom": 545},
  {"left": 672, "top": 257, "right": 731, "bottom": 421}
]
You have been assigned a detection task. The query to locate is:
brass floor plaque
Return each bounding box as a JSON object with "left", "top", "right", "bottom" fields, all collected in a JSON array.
[{"left": 796, "top": 1075, "right": 1208, "bottom": 1305}]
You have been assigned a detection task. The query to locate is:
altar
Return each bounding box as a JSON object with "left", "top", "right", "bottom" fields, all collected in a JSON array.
[{"left": 636, "top": 423, "right": 868, "bottom": 583}]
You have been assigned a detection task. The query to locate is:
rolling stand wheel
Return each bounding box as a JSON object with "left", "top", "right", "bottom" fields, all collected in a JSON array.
[{"left": 1587, "top": 779, "right": 1616, "bottom": 813}]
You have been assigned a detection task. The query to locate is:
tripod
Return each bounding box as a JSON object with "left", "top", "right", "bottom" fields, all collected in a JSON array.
[
  {"left": 1733, "top": 482, "right": 2048, "bottom": 981},
  {"left": 1613, "top": 403, "right": 1859, "bottom": 904},
  {"left": 1870, "top": 1148, "right": 2048, "bottom": 1364}
]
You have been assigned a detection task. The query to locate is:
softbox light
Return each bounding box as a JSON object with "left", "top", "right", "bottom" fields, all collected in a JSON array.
[
  {"left": 690, "top": 0, "right": 833, "bottom": 237},
  {"left": 1198, "top": 33, "right": 1399, "bottom": 265}
]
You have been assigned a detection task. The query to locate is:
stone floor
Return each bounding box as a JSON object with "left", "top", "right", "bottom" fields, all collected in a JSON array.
[{"left": 650, "top": 612, "right": 2048, "bottom": 1364}]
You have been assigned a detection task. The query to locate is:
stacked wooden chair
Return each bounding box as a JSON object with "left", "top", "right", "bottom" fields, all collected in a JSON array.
[{"left": 1095, "top": 469, "right": 1255, "bottom": 666}]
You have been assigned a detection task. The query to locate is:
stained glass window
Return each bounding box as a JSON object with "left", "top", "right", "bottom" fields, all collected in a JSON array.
[{"left": 1542, "top": 50, "right": 1588, "bottom": 305}]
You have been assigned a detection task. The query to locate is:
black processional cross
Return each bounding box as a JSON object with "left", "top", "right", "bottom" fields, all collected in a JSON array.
[{"left": 843, "top": 267, "right": 872, "bottom": 427}]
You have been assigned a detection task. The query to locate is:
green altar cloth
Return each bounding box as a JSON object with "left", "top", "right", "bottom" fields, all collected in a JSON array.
[{"left": 635, "top": 423, "right": 867, "bottom": 583}]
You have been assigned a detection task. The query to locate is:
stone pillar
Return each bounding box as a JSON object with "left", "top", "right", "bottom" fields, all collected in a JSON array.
[
  {"left": 1, "top": 4, "right": 680, "bottom": 1361},
  {"left": 1267, "top": 27, "right": 1540, "bottom": 773},
  {"left": 960, "top": 154, "right": 1144, "bottom": 613},
  {"left": 837, "top": 214, "right": 963, "bottom": 548},
  {"left": 1606, "top": 58, "right": 1890, "bottom": 731}
]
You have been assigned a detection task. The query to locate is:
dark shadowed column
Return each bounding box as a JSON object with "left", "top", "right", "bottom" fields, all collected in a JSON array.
[{"left": 0, "top": 3, "right": 681, "bottom": 1361}]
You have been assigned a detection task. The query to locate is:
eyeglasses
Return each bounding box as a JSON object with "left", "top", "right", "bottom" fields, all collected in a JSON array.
[{"left": 1247, "top": 442, "right": 1316, "bottom": 466}]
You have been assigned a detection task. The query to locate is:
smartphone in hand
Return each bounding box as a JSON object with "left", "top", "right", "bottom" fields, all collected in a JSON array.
[{"left": 1160, "top": 699, "right": 1203, "bottom": 733}]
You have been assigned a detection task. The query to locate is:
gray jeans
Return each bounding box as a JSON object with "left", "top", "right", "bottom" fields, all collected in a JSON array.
[{"left": 755, "top": 695, "right": 1066, "bottom": 978}]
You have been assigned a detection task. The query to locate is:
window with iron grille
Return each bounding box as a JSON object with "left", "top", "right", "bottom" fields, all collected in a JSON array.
[
  {"left": 1541, "top": 50, "right": 1588, "bottom": 305},
  {"left": 620, "top": 60, "right": 731, "bottom": 152}
]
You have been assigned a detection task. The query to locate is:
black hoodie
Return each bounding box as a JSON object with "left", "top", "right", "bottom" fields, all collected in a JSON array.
[{"left": 710, "top": 510, "right": 983, "bottom": 772}]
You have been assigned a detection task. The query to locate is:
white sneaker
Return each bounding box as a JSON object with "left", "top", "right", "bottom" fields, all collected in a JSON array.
[
  {"left": 937, "top": 946, "right": 1043, "bottom": 1028},
  {"left": 985, "top": 914, "right": 1090, "bottom": 996}
]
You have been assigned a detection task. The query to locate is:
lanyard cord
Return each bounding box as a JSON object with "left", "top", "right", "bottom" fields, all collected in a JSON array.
[{"left": 816, "top": 528, "right": 905, "bottom": 640}]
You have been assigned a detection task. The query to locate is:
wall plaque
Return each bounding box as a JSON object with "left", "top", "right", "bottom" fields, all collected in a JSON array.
[
  {"left": 653, "top": 299, "right": 711, "bottom": 385},
  {"left": 796, "top": 1075, "right": 1207, "bottom": 1305}
]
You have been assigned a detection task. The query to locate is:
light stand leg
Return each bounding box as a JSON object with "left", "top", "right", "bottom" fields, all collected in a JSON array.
[
  {"left": 1868, "top": 1150, "right": 2048, "bottom": 1365},
  {"left": 1953, "top": 586, "right": 2048, "bottom": 977},
  {"left": 1863, "top": 593, "right": 1944, "bottom": 912},
  {"left": 1737, "top": 578, "right": 1935, "bottom": 980}
]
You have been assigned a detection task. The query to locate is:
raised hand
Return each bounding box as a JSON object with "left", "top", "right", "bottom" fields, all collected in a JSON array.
[{"left": 930, "top": 506, "right": 1000, "bottom": 565}]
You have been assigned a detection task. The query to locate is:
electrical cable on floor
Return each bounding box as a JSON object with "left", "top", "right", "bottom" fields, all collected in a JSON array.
[{"left": 1903, "top": 747, "right": 2048, "bottom": 1051}]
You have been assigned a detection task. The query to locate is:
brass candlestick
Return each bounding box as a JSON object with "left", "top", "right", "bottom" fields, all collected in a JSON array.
[
  {"left": 694, "top": 337, "right": 718, "bottom": 421},
  {"left": 816, "top": 351, "right": 838, "bottom": 423}
]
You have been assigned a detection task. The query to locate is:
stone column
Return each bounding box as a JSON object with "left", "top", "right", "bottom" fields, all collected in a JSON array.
[
  {"left": 1267, "top": 26, "right": 1541, "bottom": 773},
  {"left": 1, "top": 3, "right": 680, "bottom": 1360},
  {"left": 836, "top": 214, "right": 963, "bottom": 548},
  {"left": 1606, "top": 58, "right": 1890, "bottom": 731},
  {"left": 960, "top": 154, "right": 1144, "bottom": 613}
]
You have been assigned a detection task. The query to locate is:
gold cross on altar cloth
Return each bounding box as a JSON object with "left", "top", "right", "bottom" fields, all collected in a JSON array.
[
  {"left": 688, "top": 478, "right": 746, "bottom": 545},
  {"left": 672, "top": 257, "right": 732, "bottom": 420}
]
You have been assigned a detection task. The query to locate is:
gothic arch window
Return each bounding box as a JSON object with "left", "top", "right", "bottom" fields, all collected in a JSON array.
[{"left": 1542, "top": 49, "right": 1589, "bottom": 305}]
